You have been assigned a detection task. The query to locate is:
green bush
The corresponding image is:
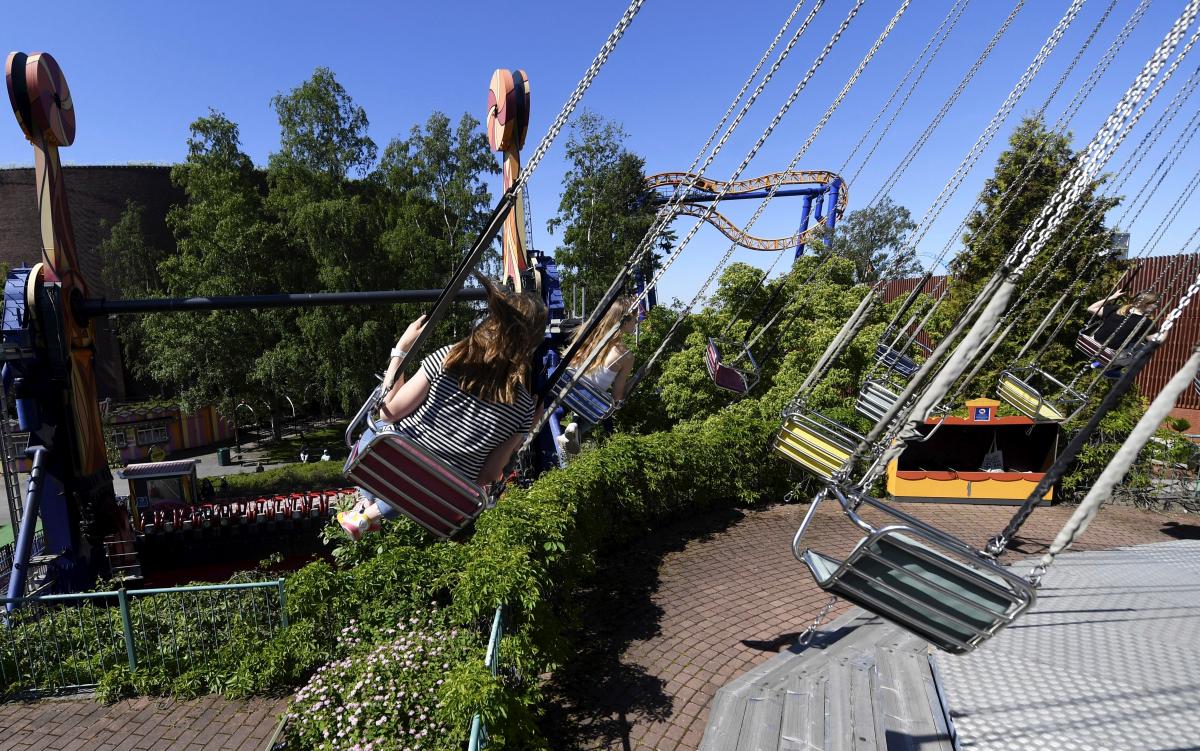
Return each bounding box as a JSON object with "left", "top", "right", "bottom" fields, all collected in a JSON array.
[{"left": 221, "top": 461, "right": 348, "bottom": 496}]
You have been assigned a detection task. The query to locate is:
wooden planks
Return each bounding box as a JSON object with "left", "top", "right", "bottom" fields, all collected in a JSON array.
[{"left": 699, "top": 611, "right": 956, "bottom": 750}]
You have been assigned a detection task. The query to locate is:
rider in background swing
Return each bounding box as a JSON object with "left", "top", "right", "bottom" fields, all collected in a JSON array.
[
  {"left": 557, "top": 296, "right": 639, "bottom": 455},
  {"left": 1085, "top": 289, "right": 1160, "bottom": 369},
  {"left": 338, "top": 277, "right": 546, "bottom": 540}
]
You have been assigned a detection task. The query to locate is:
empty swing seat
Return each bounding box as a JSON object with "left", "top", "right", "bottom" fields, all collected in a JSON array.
[
  {"left": 996, "top": 368, "right": 1081, "bottom": 422},
  {"left": 875, "top": 341, "right": 930, "bottom": 378},
  {"left": 773, "top": 409, "right": 864, "bottom": 480},
  {"left": 343, "top": 387, "right": 486, "bottom": 539},
  {"left": 705, "top": 338, "right": 760, "bottom": 394},
  {"left": 794, "top": 485, "right": 1035, "bottom": 654},
  {"left": 555, "top": 368, "right": 615, "bottom": 424},
  {"left": 855, "top": 378, "right": 906, "bottom": 425}
]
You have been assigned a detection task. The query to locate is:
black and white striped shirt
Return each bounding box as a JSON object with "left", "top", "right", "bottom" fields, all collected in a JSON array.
[{"left": 392, "top": 346, "right": 534, "bottom": 484}]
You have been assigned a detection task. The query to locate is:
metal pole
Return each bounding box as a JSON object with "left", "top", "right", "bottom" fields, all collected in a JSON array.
[
  {"left": 795, "top": 195, "right": 814, "bottom": 260},
  {"left": 117, "top": 587, "right": 137, "bottom": 671},
  {"left": 277, "top": 578, "right": 288, "bottom": 629},
  {"left": 75, "top": 287, "right": 489, "bottom": 319}
]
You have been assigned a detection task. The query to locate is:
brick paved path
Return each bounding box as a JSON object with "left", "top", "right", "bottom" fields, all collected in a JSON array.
[
  {"left": 541, "top": 500, "right": 1199, "bottom": 751},
  {"left": 0, "top": 695, "right": 286, "bottom": 751}
]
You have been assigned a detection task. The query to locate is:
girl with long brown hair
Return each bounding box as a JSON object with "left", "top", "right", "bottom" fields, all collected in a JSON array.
[{"left": 339, "top": 278, "right": 546, "bottom": 539}]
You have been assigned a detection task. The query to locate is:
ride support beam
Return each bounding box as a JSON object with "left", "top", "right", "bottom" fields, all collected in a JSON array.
[{"left": 76, "top": 287, "right": 489, "bottom": 319}]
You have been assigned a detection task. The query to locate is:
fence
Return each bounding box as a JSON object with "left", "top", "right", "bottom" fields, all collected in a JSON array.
[
  {"left": 468, "top": 606, "right": 504, "bottom": 751},
  {"left": 0, "top": 530, "right": 46, "bottom": 595},
  {"left": 0, "top": 579, "right": 287, "bottom": 696}
]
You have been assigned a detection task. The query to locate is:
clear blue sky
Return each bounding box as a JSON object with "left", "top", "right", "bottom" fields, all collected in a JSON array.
[{"left": 2, "top": 1, "right": 1197, "bottom": 305}]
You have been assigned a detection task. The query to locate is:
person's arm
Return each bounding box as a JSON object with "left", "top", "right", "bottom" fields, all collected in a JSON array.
[
  {"left": 1087, "top": 289, "right": 1124, "bottom": 315},
  {"left": 378, "top": 316, "right": 428, "bottom": 420},
  {"left": 609, "top": 349, "right": 636, "bottom": 402},
  {"left": 379, "top": 370, "right": 432, "bottom": 423},
  {"left": 477, "top": 433, "right": 524, "bottom": 486}
]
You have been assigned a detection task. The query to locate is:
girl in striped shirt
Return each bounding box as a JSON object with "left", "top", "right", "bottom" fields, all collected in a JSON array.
[{"left": 339, "top": 279, "right": 545, "bottom": 539}]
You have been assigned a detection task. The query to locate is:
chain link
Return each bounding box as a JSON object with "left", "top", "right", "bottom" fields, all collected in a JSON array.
[
  {"left": 870, "top": 2, "right": 1026, "bottom": 209},
  {"left": 796, "top": 595, "right": 839, "bottom": 650}
]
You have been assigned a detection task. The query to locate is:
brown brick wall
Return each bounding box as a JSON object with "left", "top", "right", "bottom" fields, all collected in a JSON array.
[{"left": 0, "top": 165, "right": 182, "bottom": 400}]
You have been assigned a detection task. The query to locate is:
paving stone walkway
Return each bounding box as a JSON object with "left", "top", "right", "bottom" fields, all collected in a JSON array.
[
  {"left": 541, "top": 500, "right": 1199, "bottom": 751},
  {"left": 0, "top": 695, "right": 286, "bottom": 751}
]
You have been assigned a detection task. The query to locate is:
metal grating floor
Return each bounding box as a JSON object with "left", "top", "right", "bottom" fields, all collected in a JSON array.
[{"left": 934, "top": 540, "right": 1200, "bottom": 751}]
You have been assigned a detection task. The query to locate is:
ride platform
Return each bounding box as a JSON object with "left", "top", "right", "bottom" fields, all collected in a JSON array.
[{"left": 701, "top": 539, "right": 1200, "bottom": 750}]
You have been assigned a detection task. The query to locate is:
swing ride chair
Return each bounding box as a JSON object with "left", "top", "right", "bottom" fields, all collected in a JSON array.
[
  {"left": 1075, "top": 329, "right": 1121, "bottom": 363},
  {"left": 793, "top": 484, "right": 1036, "bottom": 654},
  {"left": 855, "top": 377, "right": 908, "bottom": 425},
  {"left": 996, "top": 366, "right": 1085, "bottom": 422},
  {"left": 874, "top": 340, "right": 931, "bottom": 379},
  {"left": 554, "top": 369, "right": 615, "bottom": 425},
  {"left": 773, "top": 408, "right": 865, "bottom": 481},
  {"left": 706, "top": 338, "right": 760, "bottom": 394},
  {"left": 343, "top": 386, "right": 487, "bottom": 539}
]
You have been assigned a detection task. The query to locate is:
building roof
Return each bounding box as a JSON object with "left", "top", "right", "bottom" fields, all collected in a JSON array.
[{"left": 117, "top": 460, "right": 199, "bottom": 479}]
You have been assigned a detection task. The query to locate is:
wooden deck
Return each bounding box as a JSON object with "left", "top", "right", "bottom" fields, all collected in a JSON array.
[{"left": 699, "top": 610, "right": 956, "bottom": 750}]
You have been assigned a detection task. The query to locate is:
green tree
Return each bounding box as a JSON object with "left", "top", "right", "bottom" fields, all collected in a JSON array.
[
  {"left": 377, "top": 111, "right": 500, "bottom": 277},
  {"left": 817, "top": 197, "right": 920, "bottom": 283},
  {"left": 269, "top": 67, "right": 376, "bottom": 182},
  {"left": 548, "top": 111, "right": 668, "bottom": 300},
  {"left": 96, "top": 201, "right": 169, "bottom": 376},
  {"left": 138, "top": 110, "right": 290, "bottom": 435},
  {"left": 936, "top": 116, "right": 1123, "bottom": 392}
]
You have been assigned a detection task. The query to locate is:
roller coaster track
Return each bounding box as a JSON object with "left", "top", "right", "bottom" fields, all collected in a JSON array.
[{"left": 645, "top": 171, "right": 848, "bottom": 251}]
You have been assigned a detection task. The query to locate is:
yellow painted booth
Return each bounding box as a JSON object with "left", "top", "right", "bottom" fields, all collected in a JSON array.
[{"left": 887, "top": 399, "right": 1059, "bottom": 505}]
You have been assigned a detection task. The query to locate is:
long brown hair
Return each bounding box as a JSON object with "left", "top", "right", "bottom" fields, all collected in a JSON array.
[
  {"left": 443, "top": 277, "right": 546, "bottom": 404},
  {"left": 1118, "top": 291, "right": 1160, "bottom": 316},
  {"left": 570, "top": 296, "right": 636, "bottom": 374}
]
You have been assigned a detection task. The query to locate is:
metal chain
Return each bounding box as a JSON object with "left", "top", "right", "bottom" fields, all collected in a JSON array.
[
  {"left": 870, "top": 2, "right": 1026, "bottom": 209},
  {"left": 840, "top": 0, "right": 969, "bottom": 178},
  {"left": 516, "top": 0, "right": 645, "bottom": 186},
  {"left": 1005, "top": 3, "right": 1200, "bottom": 278},
  {"left": 796, "top": 595, "right": 840, "bottom": 650},
  {"left": 856, "top": 1, "right": 1200, "bottom": 491},
  {"left": 617, "top": 0, "right": 828, "bottom": 301},
  {"left": 521, "top": 1, "right": 837, "bottom": 454},
  {"left": 930, "top": 0, "right": 1151, "bottom": 270},
  {"left": 904, "top": 0, "right": 1086, "bottom": 257},
  {"left": 625, "top": 0, "right": 879, "bottom": 388}
]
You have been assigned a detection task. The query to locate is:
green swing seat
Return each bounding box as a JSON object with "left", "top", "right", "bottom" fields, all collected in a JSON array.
[{"left": 794, "top": 485, "right": 1035, "bottom": 654}]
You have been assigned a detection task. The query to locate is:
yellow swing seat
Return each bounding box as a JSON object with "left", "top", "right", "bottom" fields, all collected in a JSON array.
[
  {"left": 996, "top": 368, "right": 1081, "bottom": 422},
  {"left": 772, "top": 409, "right": 864, "bottom": 480}
]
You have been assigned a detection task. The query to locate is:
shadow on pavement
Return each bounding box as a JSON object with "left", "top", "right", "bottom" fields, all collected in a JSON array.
[{"left": 539, "top": 505, "right": 745, "bottom": 751}]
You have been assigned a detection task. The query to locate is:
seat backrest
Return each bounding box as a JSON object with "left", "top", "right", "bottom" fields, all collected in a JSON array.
[
  {"left": 344, "top": 429, "right": 486, "bottom": 538},
  {"left": 706, "top": 338, "right": 757, "bottom": 393},
  {"left": 557, "top": 369, "right": 614, "bottom": 424}
]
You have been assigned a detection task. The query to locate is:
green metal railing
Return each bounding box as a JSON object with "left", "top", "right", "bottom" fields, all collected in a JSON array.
[
  {"left": 0, "top": 579, "right": 287, "bottom": 696},
  {"left": 467, "top": 606, "right": 504, "bottom": 751}
]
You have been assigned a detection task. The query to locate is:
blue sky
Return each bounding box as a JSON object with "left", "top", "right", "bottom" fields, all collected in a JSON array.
[{"left": 2, "top": 1, "right": 1198, "bottom": 306}]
